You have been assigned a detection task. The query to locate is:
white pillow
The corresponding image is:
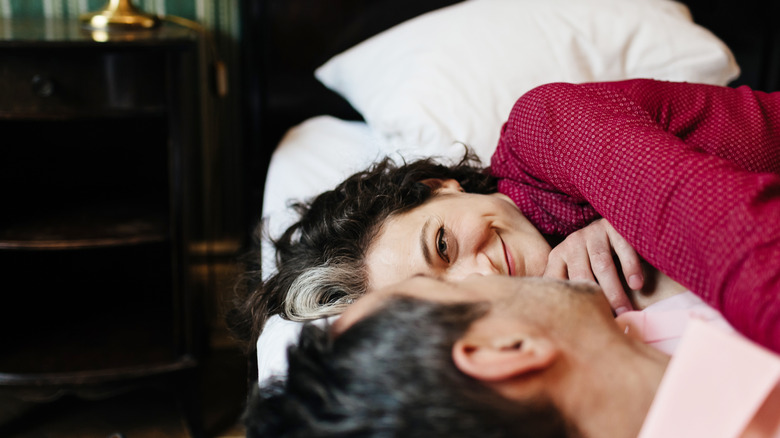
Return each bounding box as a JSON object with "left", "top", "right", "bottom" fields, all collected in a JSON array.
[{"left": 315, "top": 0, "right": 740, "bottom": 163}]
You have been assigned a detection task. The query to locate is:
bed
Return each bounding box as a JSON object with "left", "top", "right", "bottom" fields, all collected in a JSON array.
[{"left": 239, "top": 0, "right": 779, "bottom": 383}]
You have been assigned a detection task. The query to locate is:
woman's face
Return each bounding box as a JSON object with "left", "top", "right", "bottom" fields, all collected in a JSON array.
[{"left": 364, "top": 179, "right": 552, "bottom": 291}]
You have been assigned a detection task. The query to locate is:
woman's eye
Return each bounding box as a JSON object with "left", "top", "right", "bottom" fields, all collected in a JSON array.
[{"left": 436, "top": 226, "right": 450, "bottom": 263}]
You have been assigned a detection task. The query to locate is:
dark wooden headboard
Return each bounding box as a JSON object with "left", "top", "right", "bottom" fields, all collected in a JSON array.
[
  {"left": 238, "top": 0, "right": 780, "bottom": 232},
  {"left": 239, "top": 0, "right": 465, "bottom": 230},
  {"left": 680, "top": 0, "right": 780, "bottom": 91}
]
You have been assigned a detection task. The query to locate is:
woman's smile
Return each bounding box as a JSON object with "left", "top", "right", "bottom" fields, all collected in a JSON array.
[{"left": 501, "top": 235, "right": 516, "bottom": 276}]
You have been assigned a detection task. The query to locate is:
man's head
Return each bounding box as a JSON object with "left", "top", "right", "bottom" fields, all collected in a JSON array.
[
  {"left": 245, "top": 295, "right": 576, "bottom": 438},
  {"left": 244, "top": 275, "right": 659, "bottom": 438}
]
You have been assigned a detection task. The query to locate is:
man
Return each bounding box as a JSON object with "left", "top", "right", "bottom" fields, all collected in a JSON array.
[{"left": 244, "top": 275, "right": 780, "bottom": 438}]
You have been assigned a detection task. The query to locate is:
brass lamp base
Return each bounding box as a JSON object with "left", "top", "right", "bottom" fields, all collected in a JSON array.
[{"left": 80, "top": 0, "right": 160, "bottom": 31}]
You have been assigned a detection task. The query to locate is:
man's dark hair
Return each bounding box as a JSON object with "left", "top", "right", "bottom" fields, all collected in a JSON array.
[
  {"left": 228, "top": 151, "right": 497, "bottom": 351},
  {"left": 243, "top": 297, "right": 577, "bottom": 438}
]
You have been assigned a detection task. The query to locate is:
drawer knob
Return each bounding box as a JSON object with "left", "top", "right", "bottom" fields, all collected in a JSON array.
[{"left": 31, "top": 74, "right": 55, "bottom": 97}]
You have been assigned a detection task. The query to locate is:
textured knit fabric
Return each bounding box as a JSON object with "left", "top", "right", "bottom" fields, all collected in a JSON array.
[{"left": 491, "top": 79, "right": 780, "bottom": 353}]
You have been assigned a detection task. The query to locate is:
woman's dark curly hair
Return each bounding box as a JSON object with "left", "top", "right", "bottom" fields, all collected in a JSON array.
[{"left": 228, "top": 151, "right": 497, "bottom": 350}]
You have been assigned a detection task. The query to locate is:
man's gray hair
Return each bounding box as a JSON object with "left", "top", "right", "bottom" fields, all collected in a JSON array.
[{"left": 244, "top": 296, "right": 580, "bottom": 438}]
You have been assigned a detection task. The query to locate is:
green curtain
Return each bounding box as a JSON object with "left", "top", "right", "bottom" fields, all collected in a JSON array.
[{"left": 0, "top": 1, "right": 207, "bottom": 20}]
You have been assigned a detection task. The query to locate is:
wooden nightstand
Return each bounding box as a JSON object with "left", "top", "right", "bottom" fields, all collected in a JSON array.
[{"left": 0, "top": 18, "right": 206, "bottom": 437}]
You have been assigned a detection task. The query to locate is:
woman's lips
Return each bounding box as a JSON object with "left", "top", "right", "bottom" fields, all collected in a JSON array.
[{"left": 501, "top": 238, "right": 515, "bottom": 276}]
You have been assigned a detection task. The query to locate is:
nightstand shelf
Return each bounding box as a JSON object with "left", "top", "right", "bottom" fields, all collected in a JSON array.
[
  {"left": 0, "top": 241, "right": 181, "bottom": 388},
  {"left": 0, "top": 18, "right": 206, "bottom": 437},
  {"left": 0, "top": 200, "right": 167, "bottom": 249}
]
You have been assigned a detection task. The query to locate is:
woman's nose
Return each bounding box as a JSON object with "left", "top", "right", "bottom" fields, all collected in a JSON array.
[
  {"left": 447, "top": 252, "right": 499, "bottom": 281},
  {"left": 447, "top": 223, "right": 500, "bottom": 280}
]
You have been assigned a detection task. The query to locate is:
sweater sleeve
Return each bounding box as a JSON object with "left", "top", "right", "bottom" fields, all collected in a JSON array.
[{"left": 490, "top": 79, "right": 780, "bottom": 353}]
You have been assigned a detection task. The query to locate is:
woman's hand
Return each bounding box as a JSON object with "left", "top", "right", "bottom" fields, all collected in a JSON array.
[{"left": 544, "top": 219, "right": 643, "bottom": 315}]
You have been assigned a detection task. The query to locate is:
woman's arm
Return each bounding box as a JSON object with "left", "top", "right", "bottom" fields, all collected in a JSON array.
[{"left": 491, "top": 79, "right": 780, "bottom": 352}]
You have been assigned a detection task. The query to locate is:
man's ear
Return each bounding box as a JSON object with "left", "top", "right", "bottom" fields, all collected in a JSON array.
[
  {"left": 419, "top": 178, "right": 464, "bottom": 193},
  {"left": 452, "top": 330, "right": 558, "bottom": 382}
]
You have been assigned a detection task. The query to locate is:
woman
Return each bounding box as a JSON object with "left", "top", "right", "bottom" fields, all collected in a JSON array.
[
  {"left": 230, "top": 79, "right": 780, "bottom": 356},
  {"left": 231, "top": 154, "right": 650, "bottom": 344}
]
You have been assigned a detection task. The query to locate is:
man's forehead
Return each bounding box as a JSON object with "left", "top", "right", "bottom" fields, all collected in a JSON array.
[
  {"left": 333, "top": 275, "right": 606, "bottom": 333},
  {"left": 333, "top": 276, "right": 469, "bottom": 334},
  {"left": 333, "top": 275, "right": 536, "bottom": 333},
  {"left": 332, "top": 288, "right": 388, "bottom": 334}
]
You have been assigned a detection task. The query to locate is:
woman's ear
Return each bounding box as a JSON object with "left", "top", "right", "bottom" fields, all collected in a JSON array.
[
  {"left": 452, "top": 330, "right": 558, "bottom": 382},
  {"left": 419, "top": 178, "right": 464, "bottom": 193}
]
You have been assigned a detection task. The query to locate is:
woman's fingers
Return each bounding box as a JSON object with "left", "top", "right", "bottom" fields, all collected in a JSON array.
[
  {"left": 605, "top": 223, "right": 644, "bottom": 290},
  {"left": 544, "top": 243, "right": 596, "bottom": 283},
  {"left": 543, "top": 254, "right": 568, "bottom": 279},
  {"left": 544, "top": 219, "right": 638, "bottom": 315},
  {"left": 584, "top": 232, "right": 633, "bottom": 314}
]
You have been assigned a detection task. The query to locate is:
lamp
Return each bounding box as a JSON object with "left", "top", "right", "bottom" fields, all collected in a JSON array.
[{"left": 80, "top": 0, "right": 160, "bottom": 31}]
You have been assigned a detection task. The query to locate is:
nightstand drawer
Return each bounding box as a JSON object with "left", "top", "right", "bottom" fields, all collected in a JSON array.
[{"left": 0, "top": 50, "right": 167, "bottom": 116}]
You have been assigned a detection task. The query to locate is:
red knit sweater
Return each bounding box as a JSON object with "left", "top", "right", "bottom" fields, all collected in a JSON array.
[{"left": 491, "top": 79, "right": 780, "bottom": 353}]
